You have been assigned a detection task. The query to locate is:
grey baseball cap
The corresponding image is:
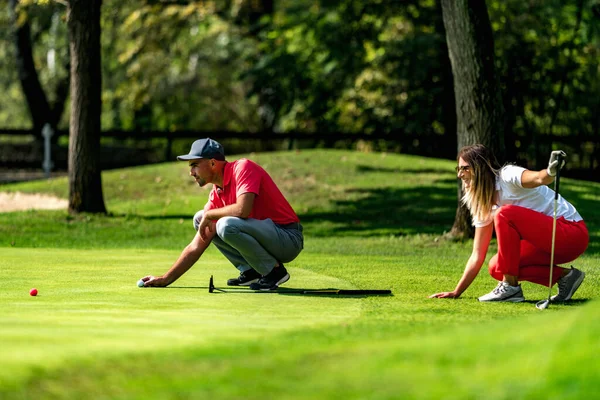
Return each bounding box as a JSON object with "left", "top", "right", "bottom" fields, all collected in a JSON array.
[{"left": 177, "top": 138, "right": 225, "bottom": 161}]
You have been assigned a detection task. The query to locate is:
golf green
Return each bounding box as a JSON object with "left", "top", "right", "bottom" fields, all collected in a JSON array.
[{"left": 1, "top": 247, "right": 367, "bottom": 386}]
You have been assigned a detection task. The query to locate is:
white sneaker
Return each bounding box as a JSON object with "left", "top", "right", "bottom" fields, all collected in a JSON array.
[
  {"left": 478, "top": 281, "right": 525, "bottom": 302},
  {"left": 551, "top": 267, "right": 585, "bottom": 302}
]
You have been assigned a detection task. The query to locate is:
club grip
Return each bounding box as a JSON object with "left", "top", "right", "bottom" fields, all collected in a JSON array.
[{"left": 554, "top": 154, "right": 564, "bottom": 200}]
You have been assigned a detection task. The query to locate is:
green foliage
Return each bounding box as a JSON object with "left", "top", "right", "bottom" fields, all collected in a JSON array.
[
  {"left": 102, "top": 0, "right": 262, "bottom": 131},
  {"left": 0, "top": 0, "right": 598, "bottom": 167},
  {"left": 244, "top": 0, "right": 453, "bottom": 140},
  {"left": 490, "top": 0, "right": 600, "bottom": 140},
  {"left": 0, "top": 0, "right": 69, "bottom": 129}
]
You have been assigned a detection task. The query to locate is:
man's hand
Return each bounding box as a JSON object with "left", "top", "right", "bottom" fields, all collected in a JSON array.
[
  {"left": 140, "top": 275, "right": 170, "bottom": 287},
  {"left": 547, "top": 150, "right": 566, "bottom": 176},
  {"left": 198, "top": 214, "right": 215, "bottom": 241}
]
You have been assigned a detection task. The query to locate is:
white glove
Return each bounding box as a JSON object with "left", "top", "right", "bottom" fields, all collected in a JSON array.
[{"left": 547, "top": 150, "right": 566, "bottom": 176}]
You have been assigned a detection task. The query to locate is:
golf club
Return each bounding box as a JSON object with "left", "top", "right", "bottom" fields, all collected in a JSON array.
[
  {"left": 536, "top": 153, "right": 564, "bottom": 310},
  {"left": 208, "top": 275, "right": 392, "bottom": 295}
]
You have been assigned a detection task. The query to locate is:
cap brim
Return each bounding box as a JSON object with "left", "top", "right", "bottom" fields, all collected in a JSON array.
[{"left": 176, "top": 155, "right": 204, "bottom": 161}]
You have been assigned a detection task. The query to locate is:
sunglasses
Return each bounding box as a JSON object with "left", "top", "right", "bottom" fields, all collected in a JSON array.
[{"left": 455, "top": 165, "right": 471, "bottom": 173}]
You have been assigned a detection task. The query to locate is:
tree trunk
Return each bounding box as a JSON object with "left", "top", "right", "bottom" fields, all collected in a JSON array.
[
  {"left": 434, "top": 0, "right": 457, "bottom": 159},
  {"left": 441, "top": 0, "right": 505, "bottom": 239},
  {"left": 67, "top": 0, "right": 106, "bottom": 214},
  {"left": 10, "top": 0, "right": 51, "bottom": 139}
]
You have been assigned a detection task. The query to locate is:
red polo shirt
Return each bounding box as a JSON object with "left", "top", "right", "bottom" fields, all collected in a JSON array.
[{"left": 204, "top": 159, "right": 299, "bottom": 225}]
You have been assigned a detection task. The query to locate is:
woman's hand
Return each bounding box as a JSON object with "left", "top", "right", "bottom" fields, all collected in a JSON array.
[
  {"left": 547, "top": 150, "right": 566, "bottom": 176},
  {"left": 429, "top": 291, "right": 460, "bottom": 299}
]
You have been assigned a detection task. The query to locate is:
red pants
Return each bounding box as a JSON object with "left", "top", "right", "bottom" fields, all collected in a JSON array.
[{"left": 488, "top": 205, "right": 589, "bottom": 287}]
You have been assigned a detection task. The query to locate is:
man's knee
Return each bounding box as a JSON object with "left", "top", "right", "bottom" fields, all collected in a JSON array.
[
  {"left": 193, "top": 210, "right": 204, "bottom": 231},
  {"left": 216, "top": 216, "right": 242, "bottom": 239}
]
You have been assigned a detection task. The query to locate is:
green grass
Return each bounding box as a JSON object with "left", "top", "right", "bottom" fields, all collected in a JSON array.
[{"left": 1, "top": 149, "right": 599, "bottom": 399}]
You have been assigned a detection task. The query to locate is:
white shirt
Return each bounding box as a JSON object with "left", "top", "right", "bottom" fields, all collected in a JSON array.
[{"left": 473, "top": 165, "right": 583, "bottom": 228}]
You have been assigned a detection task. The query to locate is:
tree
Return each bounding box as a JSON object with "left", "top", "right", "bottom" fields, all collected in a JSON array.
[
  {"left": 67, "top": 0, "right": 106, "bottom": 213},
  {"left": 441, "top": 0, "right": 505, "bottom": 239},
  {"left": 8, "top": 0, "right": 69, "bottom": 143}
]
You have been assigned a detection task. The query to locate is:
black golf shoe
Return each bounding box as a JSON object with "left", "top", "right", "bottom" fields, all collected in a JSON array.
[
  {"left": 250, "top": 265, "right": 290, "bottom": 291},
  {"left": 227, "top": 268, "right": 261, "bottom": 286}
]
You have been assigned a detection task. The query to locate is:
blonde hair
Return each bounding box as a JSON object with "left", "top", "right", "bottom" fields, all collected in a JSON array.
[{"left": 458, "top": 144, "right": 500, "bottom": 223}]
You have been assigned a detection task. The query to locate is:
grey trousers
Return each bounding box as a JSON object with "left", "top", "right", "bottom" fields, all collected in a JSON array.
[{"left": 193, "top": 210, "right": 304, "bottom": 275}]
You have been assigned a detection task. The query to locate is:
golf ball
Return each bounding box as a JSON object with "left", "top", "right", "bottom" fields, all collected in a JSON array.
[
  {"left": 30, "top": 288, "right": 38, "bottom": 296},
  {"left": 137, "top": 279, "right": 145, "bottom": 288}
]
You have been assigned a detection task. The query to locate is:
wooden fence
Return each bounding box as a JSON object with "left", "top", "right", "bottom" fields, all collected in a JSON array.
[{"left": 1, "top": 128, "right": 598, "bottom": 181}]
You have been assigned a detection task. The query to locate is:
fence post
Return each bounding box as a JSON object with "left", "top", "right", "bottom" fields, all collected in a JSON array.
[{"left": 42, "top": 123, "right": 54, "bottom": 178}]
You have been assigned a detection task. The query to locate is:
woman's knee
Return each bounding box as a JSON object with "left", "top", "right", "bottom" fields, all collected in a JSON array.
[
  {"left": 493, "top": 204, "right": 519, "bottom": 225},
  {"left": 488, "top": 254, "right": 503, "bottom": 281}
]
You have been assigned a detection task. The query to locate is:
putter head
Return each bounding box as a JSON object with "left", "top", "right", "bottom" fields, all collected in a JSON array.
[
  {"left": 209, "top": 275, "right": 214, "bottom": 293},
  {"left": 536, "top": 299, "right": 550, "bottom": 310}
]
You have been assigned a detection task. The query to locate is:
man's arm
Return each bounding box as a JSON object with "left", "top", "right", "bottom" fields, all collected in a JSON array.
[
  {"left": 205, "top": 192, "right": 255, "bottom": 219},
  {"left": 142, "top": 227, "right": 216, "bottom": 287}
]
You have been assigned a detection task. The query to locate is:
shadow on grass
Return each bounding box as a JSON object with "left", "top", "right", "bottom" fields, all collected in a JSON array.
[
  {"left": 299, "top": 184, "right": 457, "bottom": 237},
  {"left": 296, "top": 176, "right": 600, "bottom": 256},
  {"left": 167, "top": 286, "right": 393, "bottom": 297},
  {"left": 521, "top": 299, "right": 590, "bottom": 306},
  {"left": 356, "top": 165, "right": 452, "bottom": 175},
  {"left": 553, "top": 299, "right": 591, "bottom": 306},
  {"left": 558, "top": 180, "right": 600, "bottom": 255},
  {"left": 120, "top": 214, "right": 192, "bottom": 220}
]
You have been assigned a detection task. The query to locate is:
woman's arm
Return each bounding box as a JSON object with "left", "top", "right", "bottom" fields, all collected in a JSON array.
[
  {"left": 520, "top": 169, "right": 554, "bottom": 189},
  {"left": 521, "top": 150, "right": 565, "bottom": 188},
  {"left": 429, "top": 223, "right": 494, "bottom": 299}
]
